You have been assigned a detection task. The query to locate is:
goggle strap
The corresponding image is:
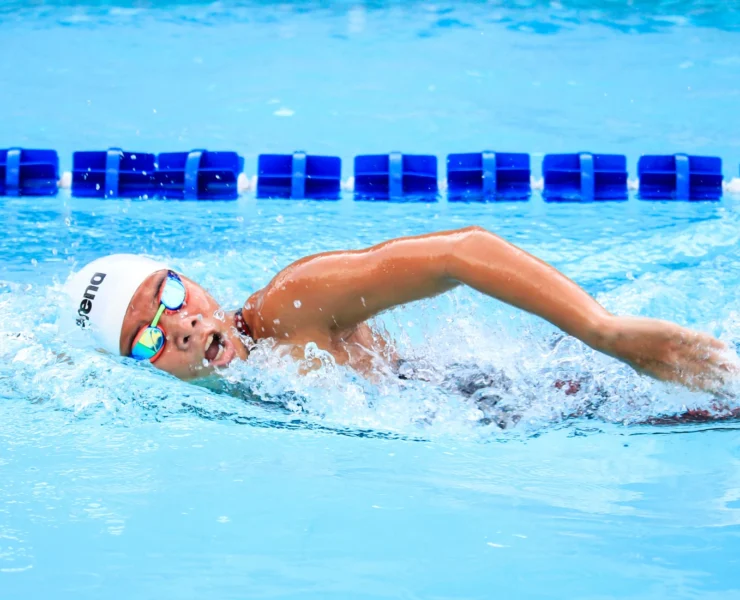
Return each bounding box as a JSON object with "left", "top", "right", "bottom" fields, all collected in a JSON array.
[{"left": 151, "top": 303, "right": 166, "bottom": 328}]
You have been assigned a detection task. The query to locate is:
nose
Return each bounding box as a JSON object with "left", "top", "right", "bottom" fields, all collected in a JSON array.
[{"left": 164, "top": 312, "right": 203, "bottom": 352}]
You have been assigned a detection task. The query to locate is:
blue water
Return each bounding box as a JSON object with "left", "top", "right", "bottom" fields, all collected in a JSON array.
[{"left": 2, "top": 1, "right": 740, "bottom": 598}]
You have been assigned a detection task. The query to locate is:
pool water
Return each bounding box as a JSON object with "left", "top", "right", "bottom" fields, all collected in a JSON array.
[{"left": 2, "top": 1, "right": 740, "bottom": 598}]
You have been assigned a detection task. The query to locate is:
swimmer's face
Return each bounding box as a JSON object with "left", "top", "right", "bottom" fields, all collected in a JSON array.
[{"left": 119, "top": 270, "right": 247, "bottom": 380}]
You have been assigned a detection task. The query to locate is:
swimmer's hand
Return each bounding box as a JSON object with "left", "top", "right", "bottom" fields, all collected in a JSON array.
[
  {"left": 598, "top": 316, "right": 740, "bottom": 392},
  {"left": 245, "top": 225, "right": 738, "bottom": 394}
]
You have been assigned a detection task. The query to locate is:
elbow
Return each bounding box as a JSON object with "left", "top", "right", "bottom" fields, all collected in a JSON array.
[
  {"left": 457, "top": 225, "right": 491, "bottom": 250},
  {"left": 458, "top": 225, "right": 487, "bottom": 236},
  {"left": 442, "top": 226, "right": 487, "bottom": 280}
]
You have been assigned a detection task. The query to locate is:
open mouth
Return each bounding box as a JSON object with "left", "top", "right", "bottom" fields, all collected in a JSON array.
[{"left": 204, "top": 331, "right": 236, "bottom": 368}]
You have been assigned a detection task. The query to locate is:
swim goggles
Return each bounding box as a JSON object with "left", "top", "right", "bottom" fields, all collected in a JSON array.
[{"left": 130, "top": 270, "right": 188, "bottom": 362}]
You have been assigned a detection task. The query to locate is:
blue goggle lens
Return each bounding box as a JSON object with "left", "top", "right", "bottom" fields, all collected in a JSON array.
[{"left": 161, "top": 273, "right": 186, "bottom": 310}]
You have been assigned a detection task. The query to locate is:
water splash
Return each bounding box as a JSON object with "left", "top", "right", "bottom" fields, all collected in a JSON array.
[
  {"left": 2, "top": 201, "right": 740, "bottom": 441},
  {"left": 211, "top": 296, "right": 740, "bottom": 439},
  {"left": 2, "top": 259, "right": 739, "bottom": 441}
]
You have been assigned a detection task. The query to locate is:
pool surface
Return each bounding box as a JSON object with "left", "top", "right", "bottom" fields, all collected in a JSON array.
[{"left": 2, "top": 1, "right": 740, "bottom": 598}]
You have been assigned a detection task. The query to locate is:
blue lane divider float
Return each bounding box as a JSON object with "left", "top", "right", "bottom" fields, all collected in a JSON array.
[
  {"left": 447, "top": 152, "right": 530, "bottom": 201},
  {"left": 354, "top": 152, "right": 438, "bottom": 201},
  {"left": 157, "top": 150, "right": 244, "bottom": 200},
  {"left": 0, "top": 148, "right": 59, "bottom": 196},
  {"left": 71, "top": 148, "right": 243, "bottom": 199},
  {"left": 257, "top": 152, "right": 341, "bottom": 199},
  {"left": 543, "top": 153, "right": 628, "bottom": 202},
  {"left": 153, "top": 150, "right": 244, "bottom": 200},
  {"left": 72, "top": 149, "right": 156, "bottom": 198},
  {"left": 2, "top": 145, "right": 736, "bottom": 201},
  {"left": 637, "top": 154, "right": 723, "bottom": 200}
]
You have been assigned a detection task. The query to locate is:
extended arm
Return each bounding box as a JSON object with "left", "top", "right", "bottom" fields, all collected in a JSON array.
[
  {"left": 252, "top": 227, "right": 608, "bottom": 341},
  {"left": 249, "top": 226, "right": 737, "bottom": 391}
]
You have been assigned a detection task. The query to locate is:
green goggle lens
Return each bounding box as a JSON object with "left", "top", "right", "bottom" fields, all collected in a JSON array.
[
  {"left": 129, "top": 271, "right": 187, "bottom": 362},
  {"left": 131, "top": 326, "right": 165, "bottom": 361}
]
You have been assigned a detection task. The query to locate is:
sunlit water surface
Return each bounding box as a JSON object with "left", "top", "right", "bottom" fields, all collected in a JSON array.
[{"left": 2, "top": 1, "right": 740, "bottom": 598}]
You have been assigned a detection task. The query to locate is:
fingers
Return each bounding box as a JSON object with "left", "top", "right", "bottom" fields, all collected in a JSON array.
[
  {"left": 679, "top": 327, "right": 727, "bottom": 351},
  {"left": 644, "top": 345, "right": 737, "bottom": 393},
  {"left": 715, "top": 354, "right": 740, "bottom": 375},
  {"left": 700, "top": 334, "right": 728, "bottom": 352},
  {"left": 620, "top": 320, "right": 738, "bottom": 394},
  {"left": 681, "top": 330, "right": 738, "bottom": 373},
  {"left": 679, "top": 347, "right": 740, "bottom": 392}
]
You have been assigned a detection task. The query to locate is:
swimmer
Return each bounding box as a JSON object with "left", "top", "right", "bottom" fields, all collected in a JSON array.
[{"left": 65, "top": 226, "right": 739, "bottom": 393}]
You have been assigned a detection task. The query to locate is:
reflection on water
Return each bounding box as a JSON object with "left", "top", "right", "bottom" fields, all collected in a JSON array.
[
  {"left": 1, "top": 1, "right": 740, "bottom": 593},
  {"left": 2, "top": 0, "right": 740, "bottom": 33}
]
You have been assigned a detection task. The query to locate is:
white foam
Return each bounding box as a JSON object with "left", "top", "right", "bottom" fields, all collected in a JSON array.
[
  {"left": 724, "top": 178, "right": 740, "bottom": 194},
  {"left": 54, "top": 173, "right": 740, "bottom": 199},
  {"left": 341, "top": 176, "right": 355, "bottom": 192},
  {"left": 237, "top": 172, "right": 250, "bottom": 193}
]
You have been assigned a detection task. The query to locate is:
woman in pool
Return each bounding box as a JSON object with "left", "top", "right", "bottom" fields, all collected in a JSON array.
[{"left": 66, "top": 226, "right": 738, "bottom": 395}]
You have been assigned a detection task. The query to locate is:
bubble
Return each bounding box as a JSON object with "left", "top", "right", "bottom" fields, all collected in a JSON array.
[
  {"left": 293, "top": 300, "right": 302, "bottom": 308},
  {"left": 276, "top": 215, "right": 285, "bottom": 224}
]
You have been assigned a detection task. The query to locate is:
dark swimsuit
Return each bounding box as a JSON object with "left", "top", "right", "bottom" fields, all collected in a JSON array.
[
  {"left": 397, "top": 359, "right": 739, "bottom": 427},
  {"left": 234, "top": 310, "right": 252, "bottom": 339},
  {"left": 237, "top": 316, "right": 737, "bottom": 427}
]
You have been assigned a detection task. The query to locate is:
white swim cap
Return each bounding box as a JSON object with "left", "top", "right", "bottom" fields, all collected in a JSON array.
[{"left": 64, "top": 254, "right": 169, "bottom": 355}]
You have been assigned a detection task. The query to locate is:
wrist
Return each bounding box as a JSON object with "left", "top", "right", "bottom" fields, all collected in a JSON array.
[{"left": 583, "top": 313, "right": 619, "bottom": 354}]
